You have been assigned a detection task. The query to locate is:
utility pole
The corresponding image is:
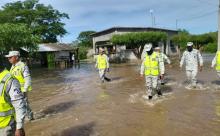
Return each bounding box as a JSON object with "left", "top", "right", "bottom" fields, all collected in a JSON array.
[
  {"left": 153, "top": 16, "right": 156, "bottom": 26},
  {"left": 150, "top": 9, "right": 154, "bottom": 27},
  {"left": 218, "top": 0, "right": 220, "bottom": 50},
  {"left": 176, "top": 19, "right": 178, "bottom": 30}
]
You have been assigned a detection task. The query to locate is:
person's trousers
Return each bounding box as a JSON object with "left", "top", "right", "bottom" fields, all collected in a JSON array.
[
  {"left": 0, "top": 123, "right": 15, "bottom": 136},
  {"left": 186, "top": 70, "right": 198, "bottom": 87},
  {"left": 99, "top": 69, "right": 107, "bottom": 82},
  {"left": 24, "top": 93, "right": 33, "bottom": 120},
  {"left": 145, "top": 76, "right": 159, "bottom": 96}
]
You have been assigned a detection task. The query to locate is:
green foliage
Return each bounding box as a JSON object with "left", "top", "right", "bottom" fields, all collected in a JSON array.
[
  {"left": 47, "top": 52, "right": 55, "bottom": 68},
  {"left": 171, "top": 31, "right": 190, "bottom": 48},
  {"left": 177, "top": 29, "right": 190, "bottom": 35},
  {"left": 78, "top": 46, "right": 89, "bottom": 60},
  {"left": 77, "top": 31, "right": 96, "bottom": 47},
  {"left": 202, "top": 42, "right": 217, "bottom": 53},
  {"left": 75, "top": 30, "right": 96, "bottom": 60},
  {"left": 0, "top": 23, "right": 40, "bottom": 51},
  {"left": 172, "top": 30, "right": 217, "bottom": 52},
  {"left": 111, "top": 31, "right": 167, "bottom": 47},
  {"left": 0, "top": 0, "right": 69, "bottom": 43},
  {"left": 111, "top": 31, "right": 167, "bottom": 58},
  {"left": 190, "top": 33, "right": 215, "bottom": 49}
]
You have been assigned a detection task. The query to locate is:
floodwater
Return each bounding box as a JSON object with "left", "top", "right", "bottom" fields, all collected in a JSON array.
[{"left": 25, "top": 60, "right": 220, "bottom": 136}]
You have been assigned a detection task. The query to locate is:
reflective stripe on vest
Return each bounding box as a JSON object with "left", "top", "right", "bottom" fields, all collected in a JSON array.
[
  {"left": 144, "top": 52, "right": 159, "bottom": 76},
  {"left": 0, "top": 109, "right": 14, "bottom": 117},
  {"left": 0, "top": 70, "right": 14, "bottom": 128},
  {"left": 97, "top": 55, "right": 107, "bottom": 69},
  {"left": 0, "top": 73, "right": 11, "bottom": 96},
  {"left": 216, "top": 51, "right": 220, "bottom": 71},
  {"left": 10, "top": 62, "right": 32, "bottom": 92}
]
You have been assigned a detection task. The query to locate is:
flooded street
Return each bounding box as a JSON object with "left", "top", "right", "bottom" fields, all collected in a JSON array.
[{"left": 25, "top": 61, "right": 220, "bottom": 136}]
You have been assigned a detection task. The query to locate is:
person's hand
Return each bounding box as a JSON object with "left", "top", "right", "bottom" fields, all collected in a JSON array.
[
  {"left": 23, "top": 91, "right": 28, "bottom": 97},
  {"left": 199, "top": 66, "right": 203, "bottom": 72},
  {"left": 160, "top": 74, "right": 164, "bottom": 80},
  {"left": 15, "top": 128, "right": 25, "bottom": 136}
]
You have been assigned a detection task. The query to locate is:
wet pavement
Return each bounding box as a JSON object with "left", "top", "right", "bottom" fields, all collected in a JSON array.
[{"left": 25, "top": 61, "right": 220, "bottom": 136}]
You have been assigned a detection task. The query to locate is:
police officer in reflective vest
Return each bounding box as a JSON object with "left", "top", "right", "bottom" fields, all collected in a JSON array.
[
  {"left": 154, "top": 47, "right": 171, "bottom": 85},
  {"left": 211, "top": 51, "right": 220, "bottom": 77},
  {"left": 0, "top": 59, "right": 26, "bottom": 136},
  {"left": 140, "top": 43, "right": 162, "bottom": 100},
  {"left": 5, "top": 51, "right": 33, "bottom": 121},
  {"left": 95, "top": 48, "right": 111, "bottom": 83}
]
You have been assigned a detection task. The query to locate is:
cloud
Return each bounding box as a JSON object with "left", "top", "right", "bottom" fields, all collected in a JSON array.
[{"left": 0, "top": 0, "right": 219, "bottom": 43}]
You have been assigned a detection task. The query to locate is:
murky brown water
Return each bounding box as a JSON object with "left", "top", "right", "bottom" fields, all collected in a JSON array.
[{"left": 25, "top": 61, "right": 220, "bottom": 136}]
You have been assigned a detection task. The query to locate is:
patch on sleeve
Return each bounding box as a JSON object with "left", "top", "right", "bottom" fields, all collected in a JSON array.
[
  {"left": 14, "top": 88, "right": 22, "bottom": 95},
  {"left": 13, "top": 88, "right": 24, "bottom": 100},
  {"left": 23, "top": 66, "right": 31, "bottom": 77},
  {"left": 9, "top": 80, "right": 24, "bottom": 101}
]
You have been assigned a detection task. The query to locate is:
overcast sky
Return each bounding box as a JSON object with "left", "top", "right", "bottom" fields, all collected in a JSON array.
[{"left": 0, "top": 0, "right": 218, "bottom": 43}]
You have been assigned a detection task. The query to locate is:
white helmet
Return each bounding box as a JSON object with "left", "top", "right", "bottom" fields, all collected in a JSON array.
[
  {"left": 154, "top": 47, "right": 160, "bottom": 50},
  {"left": 5, "top": 51, "right": 20, "bottom": 58},
  {"left": 187, "top": 42, "right": 193, "bottom": 46},
  {"left": 144, "top": 43, "right": 152, "bottom": 51}
]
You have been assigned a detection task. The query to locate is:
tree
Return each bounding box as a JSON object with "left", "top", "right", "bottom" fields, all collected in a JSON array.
[
  {"left": 77, "top": 31, "right": 96, "bottom": 47},
  {"left": 75, "top": 31, "right": 96, "bottom": 60},
  {"left": 111, "top": 32, "right": 167, "bottom": 58},
  {"left": 0, "top": 23, "right": 40, "bottom": 52},
  {"left": 172, "top": 30, "right": 217, "bottom": 52},
  {"left": 171, "top": 30, "right": 190, "bottom": 51},
  {"left": 190, "top": 34, "right": 214, "bottom": 49},
  {"left": 0, "top": 0, "right": 69, "bottom": 43}
]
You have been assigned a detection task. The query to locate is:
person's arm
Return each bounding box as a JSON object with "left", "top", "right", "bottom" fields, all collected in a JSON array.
[
  {"left": 106, "top": 55, "right": 109, "bottom": 69},
  {"left": 95, "top": 55, "right": 98, "bottom": 68},
  {"left": 6, "top": 79, "right": 26, "bottom": 131},
  {"left": 157, "top": 56, "right": 163, "bottom": 75},
  {"left": 163, "top": 53, "right": 171, "bottom": 64},
  {"left": 211, "top": 55, "right": 216, "bottom": 68},
  {"left": 23, "top": 65, "right": 31, "bottom": 92},
  {"left": 141, "top": 50, "right": 146, "bottom": 60},
  {"left": 140, "top": 58, "right": 145, "bottom": 75},
  {"left": 197, "top": 51, "right": 203, "bottom": 66},
  {"left": 180, "top": 52, "right": 185, "bottom": 68}
]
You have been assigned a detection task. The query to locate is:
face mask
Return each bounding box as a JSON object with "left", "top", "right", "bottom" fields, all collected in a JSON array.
[
  {"left": 187, "top": 46, "right": 193, "bottom": 52},
  {"left": 147, "top": 49, "right": 153, "bottom": 55}
]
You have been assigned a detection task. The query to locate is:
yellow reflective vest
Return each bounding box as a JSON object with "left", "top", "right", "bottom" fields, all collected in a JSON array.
[
  {"left": 10, "top": 62, "right": 32, "bottom": 92},
  {"left": 0, "top": 69, "right": 14, "bottom": 128},
  {"left": 97, "top": 55, "right": 108, "bottom": 69},
  {"left": 216, "top": 51, "right": 220, "bottom": 71},
  {"left": 144, "top": 52, "right": 159, "bottom": 76}
]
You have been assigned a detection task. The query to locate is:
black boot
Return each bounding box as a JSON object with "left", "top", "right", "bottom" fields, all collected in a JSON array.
[
  {"left": 148, "top": 96, "right": 153, "bottom": 100},
  {"left": 157, "top": 90, "right": 163, "bottom": 96},
  {"left": 104, "top": 77, "right": 111, "bottom": 82}
]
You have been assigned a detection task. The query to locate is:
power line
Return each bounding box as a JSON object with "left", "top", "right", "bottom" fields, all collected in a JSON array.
[
  {"left": 178, "top": 10, "right": 217, "bottom": 22},
  {"left": 196, "top": 0, "right": 217, "bottom": 6},
  {"left": 176, "top": 10, "right": 217, "bottom": 29}
]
